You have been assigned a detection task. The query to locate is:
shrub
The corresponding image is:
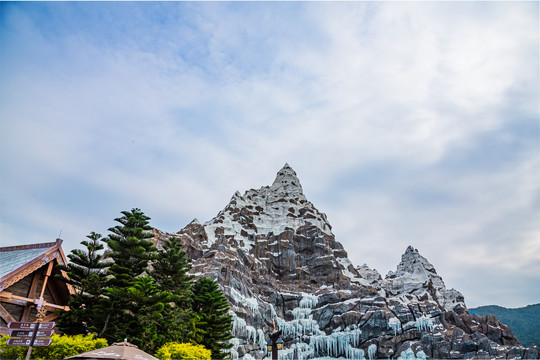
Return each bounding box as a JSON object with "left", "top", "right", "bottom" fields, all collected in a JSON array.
[
  {"left": 0, "top": 333, "right": 107, "bottom": 360},
  {"left": 155, "top": 342, "right": 211, "bottom": 360}
]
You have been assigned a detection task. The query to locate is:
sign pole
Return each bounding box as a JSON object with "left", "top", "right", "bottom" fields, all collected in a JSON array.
[
  {"left": 25, "top": 304, "right": 46, "bottom": 360},
  {"left": 24, "top": 324, "right": 38, "bottom": 360}
]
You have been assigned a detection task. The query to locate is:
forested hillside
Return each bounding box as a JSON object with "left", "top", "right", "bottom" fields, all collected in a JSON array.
[{"left": 470, "top": 304, "right": 540, "bottom": 347}]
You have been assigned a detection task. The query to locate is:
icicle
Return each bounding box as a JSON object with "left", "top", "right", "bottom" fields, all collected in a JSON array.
[
  {"left": 388, "top": 317, "right": 401, "bottom": 336},
  {"left": 292, "top": 307, "right": 312, "bottom": 320},
  {"left": 231, "top": 313, "right": 246, "bottom": 335},
  {"left": 230, "top": 287, "right": 259, "bottom": 313},
  {"left": 368, "top": 344, "right": 377, "bottom": 360},
  {"left": 270, "top": 303, "right": 277, "bottom": 317},
  {"left": 415, "top": 315, "right": 434, "bottom": 332},
  {"left": 397, "top": 348, "right": 417, "bottom": 360},
  {"left": 299, "top": 294, "right": 318, "bottom": 308},
  {"left": 246, "top": 325, "right": 257, "bottom": 343},
  {"left": 257, "top": 328, "right": 266, "bottom": 350}
]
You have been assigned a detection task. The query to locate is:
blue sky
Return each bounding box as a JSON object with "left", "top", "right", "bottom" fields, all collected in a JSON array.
[{"left": 1, "top": 1, "right": 538, "bottom": 308}]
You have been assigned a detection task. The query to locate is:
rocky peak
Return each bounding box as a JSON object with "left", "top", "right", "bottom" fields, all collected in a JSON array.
[
  {"left": 194, "top": 164, "right": 357, "bottom": 290},
  {"left": 151, "top": 166, "right": 536, "bottom": 360},
  {"left": 202, "top": 164, "right": 332, "bottom": 249},
  {"left": 395, "top": 246, "right": 439, "bottom": 276},
  {"left": 384, "top": 246, "right": 465, "bottom": 312},
  {"left": 269, "top": 163, "right": 304, "bottom": 197}
]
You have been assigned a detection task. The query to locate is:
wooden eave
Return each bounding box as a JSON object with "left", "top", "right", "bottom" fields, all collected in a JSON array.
[{"left": 0, "top": 239, "right": 73, "bottom": 294}]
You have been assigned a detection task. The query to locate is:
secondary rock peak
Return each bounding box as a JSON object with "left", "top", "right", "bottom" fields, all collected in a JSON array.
[{"left": 270, "top": 163, "right": 303, "bottom": 196}]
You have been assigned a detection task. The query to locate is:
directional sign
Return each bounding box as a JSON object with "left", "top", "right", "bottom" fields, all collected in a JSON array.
[
  {"left": 9, "top": 330, "right": 34, "bottom": 338},
  {"left": 8, "top": 330, "right": 53, "bottom": 338},
  {"left": 32, "top": 338, "right": 53, "bottom": 347},
  {"left": 38, "top": 322, "right": 55, "bottom": 330},
  {"left": 35, "top": 329, "right": 54, "bottom": 337},
  {"left": 7, "top": 322, "right": 55, "bottom": 348},
  {"left": 7, "top": 322, "right": 36, "bottom": 330},
  {"left": 6, "top": 339, "right": 33, "bottom": 346}
]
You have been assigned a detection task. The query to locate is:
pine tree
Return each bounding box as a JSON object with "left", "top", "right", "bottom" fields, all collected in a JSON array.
[
  {"left": 124, "top": 276, "right": 178, "bottom": 352},
  {"left": 105, "top": 208, "right": 157, "bottom": 288},
  {"left": 150, "top": 237, "right": 195, "bottom": 343},
  {"left": 151, "top": 237, "right": 194, "bottom": 307},
  {"left": 98, "top": 208, "right": 158, "bottom": 343},
  {"left": 56, "top": 232, "right": 107, "bottom": 335},
  {"left": 192, "top": 278, "right": 233, "bottom": 360}
]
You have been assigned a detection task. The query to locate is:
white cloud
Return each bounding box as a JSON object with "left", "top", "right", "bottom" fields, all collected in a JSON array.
[{"left": 0, "top": 1, "right": 538, "bottom": 307}]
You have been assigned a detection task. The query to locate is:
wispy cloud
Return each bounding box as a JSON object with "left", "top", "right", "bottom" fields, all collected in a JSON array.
[{"left": 0, "top": 1, "right": 538, "bottom": 307}]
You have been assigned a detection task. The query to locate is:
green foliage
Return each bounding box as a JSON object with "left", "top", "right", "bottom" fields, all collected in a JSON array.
[
  {"left": 0, "top": 334, "right": 107, "bottom": 360},
  {"left": 56, "top": 232, "right": 108, "bottom": 335},
  {"left": 150, "top": 237, "right": 196, "bottom": 345},
  {"left": 56, "top": 209, "right": 235, "bottom": 357},
  {"left": 151, "top": 237, "right": 194, "bottom": 307},
  {"left": 192, "top": 277, "right": 233, "bottom": 360},
  {"left": 155, "top": 342, "right": 211, "bottom": 360},
  {"left": 123, "top": 277, "right": 178, "bottom": 351},
  {"left": 57, "top": 232, "right": 108, "bottom": 291},
  {"left": 470, "top": 304, "right": 540, "bottom": 347},
  {"left": 97, "top": 209, "right": 160, "bottom": 345},
  {"left": 105, "top": 208, "right": 157, "bottom": 288}
]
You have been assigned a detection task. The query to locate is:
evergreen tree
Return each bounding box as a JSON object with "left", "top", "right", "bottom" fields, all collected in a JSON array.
[
  {"left": 98, "top": 208, "right": 158, "bottom": 343},
  {"left": 124, "top": 277, "right": 178, "bottom": 352},
  {"left": 151, "top": 237, "right": 194, "bottom": 307},
  {"left": 105, "top": 208, "right": 157, "bottom": 288},
  {"left": 150, "top": 237, "right": 195, "bottom": 343},
  {"left": 56, "top": 232, "right": 107, "bottom": 335},
  {"left": 192, "top": 278, "right": 233, "bottom": 360}
]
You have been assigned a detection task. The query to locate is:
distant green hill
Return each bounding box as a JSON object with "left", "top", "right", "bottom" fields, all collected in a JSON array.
[{"left": 470, "top": 304, "right": 540, "bottom": 347}]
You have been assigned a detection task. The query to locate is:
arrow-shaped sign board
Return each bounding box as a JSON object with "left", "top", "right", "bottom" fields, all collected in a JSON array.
[
  {"left": 36, "top": 329, "right": 54, "bottom": 337},
  {"left": 37, "top": 322, "right": 55, "bottom": 330},
  {"left": 6, "top": 339, "right": 33, "bottom": 347},
  {"left": 7, "top": 322, "right": 36, "bottom": 330},
  {"left": 9, "top": 330, "right": 34, "bottom": 338},
  {"left": 7, "top": 322, "right": 55, "bottom": 347},
  {"left": 9, "top": 329, "right": 54, "bottom": 339},
  {"left": 32, "top": 338, "right": 53, "bottom": 347},
  {"left": 7, "top": 338, "right": 53, "bottom": 347}
]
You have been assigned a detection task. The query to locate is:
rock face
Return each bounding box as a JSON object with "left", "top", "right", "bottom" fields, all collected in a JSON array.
[{"left": 154, "top": 164, "right": 539, "bottom": 360}]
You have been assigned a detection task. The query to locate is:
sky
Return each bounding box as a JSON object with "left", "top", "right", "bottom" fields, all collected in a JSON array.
[{"left": 0, "top": 1, "right": 538, "bottom": 309}]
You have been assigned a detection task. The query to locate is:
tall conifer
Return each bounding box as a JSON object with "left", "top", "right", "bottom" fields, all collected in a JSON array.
[
  {"left": 56, "top": 232, "right": 107, "bottom": 335},
  {"left": 98, "top": 208, "right": 158, "bottom": 343},
  {"left": 105, "top": 208, "right": 157, "bottom": 288},
  {"left": 192, "top": 277, "right": 233, "bottom": 360}
]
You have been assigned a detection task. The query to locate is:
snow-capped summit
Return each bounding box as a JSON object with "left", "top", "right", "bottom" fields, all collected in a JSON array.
[
  {"left": 152, "top": 165, "right": 532, "bottom": 360},
  {"left": 384, "top": 246, "right": 465, "bottom": 311},
  {"left": 270, "top": 163, "right": 304, "bottom": 197},
  {"left": 202, "top": 164, "right": 332, "bottom": 249}
]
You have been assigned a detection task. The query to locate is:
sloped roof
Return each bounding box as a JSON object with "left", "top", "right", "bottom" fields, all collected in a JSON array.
[
  {"left": 66, "top": 341, "right": 159, "bottom": 360},
  {"left": 0, "top": 239, "right": 68, "bottom": 292}
]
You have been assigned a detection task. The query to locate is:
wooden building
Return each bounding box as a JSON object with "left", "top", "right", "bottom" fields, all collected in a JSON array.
[{"left": 0, "top": 239, "right": 73, "bottom": 334}]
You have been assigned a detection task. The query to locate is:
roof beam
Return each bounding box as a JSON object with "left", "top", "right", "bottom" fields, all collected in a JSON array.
[
  {"left": 0, "top": 302, "right": 16, "bottom": 324},
  {"left": 0, "top": 291, "right": 69, "bottom": 311}
]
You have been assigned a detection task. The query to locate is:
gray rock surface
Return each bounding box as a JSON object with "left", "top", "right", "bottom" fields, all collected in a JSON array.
[{"left": 154, "top": 164, "right": 538, "bottom": 359}]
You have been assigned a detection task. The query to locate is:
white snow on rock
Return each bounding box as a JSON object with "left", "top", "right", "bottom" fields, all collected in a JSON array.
[
  {"left": 202, "top": 164, "right": 333, "bottom": 248},
  {"left": 383, "top": 246, "right": 465, "bottom": 311}
]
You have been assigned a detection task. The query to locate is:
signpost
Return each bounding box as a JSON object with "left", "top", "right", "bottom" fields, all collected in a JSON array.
[
  {"left": 6, "top": 321, "right": 55, "bottom": 360},
  {"left": 7, "top": 322, "right": 37, "bottom": 330}
]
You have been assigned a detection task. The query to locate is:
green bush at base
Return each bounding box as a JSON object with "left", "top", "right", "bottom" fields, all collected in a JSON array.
[
  {"left": 0, "top": 333, "right": 107, "bottom": 360},
  {"left": 155, "top": 342, "right": 212, "bottom": 360}
]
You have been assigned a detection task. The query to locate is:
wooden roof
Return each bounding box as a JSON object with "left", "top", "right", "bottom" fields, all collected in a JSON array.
[
  {"left": 0, "top": 239, "right": 69, "bottom": 292},
  {"left": 0, "top": 239, "right": 74, "bottom": 332}
]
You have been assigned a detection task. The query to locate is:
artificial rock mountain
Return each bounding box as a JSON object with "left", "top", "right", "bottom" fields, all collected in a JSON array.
[{"left": 153, "top": 164, "right": 539, "bottom": 359}]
